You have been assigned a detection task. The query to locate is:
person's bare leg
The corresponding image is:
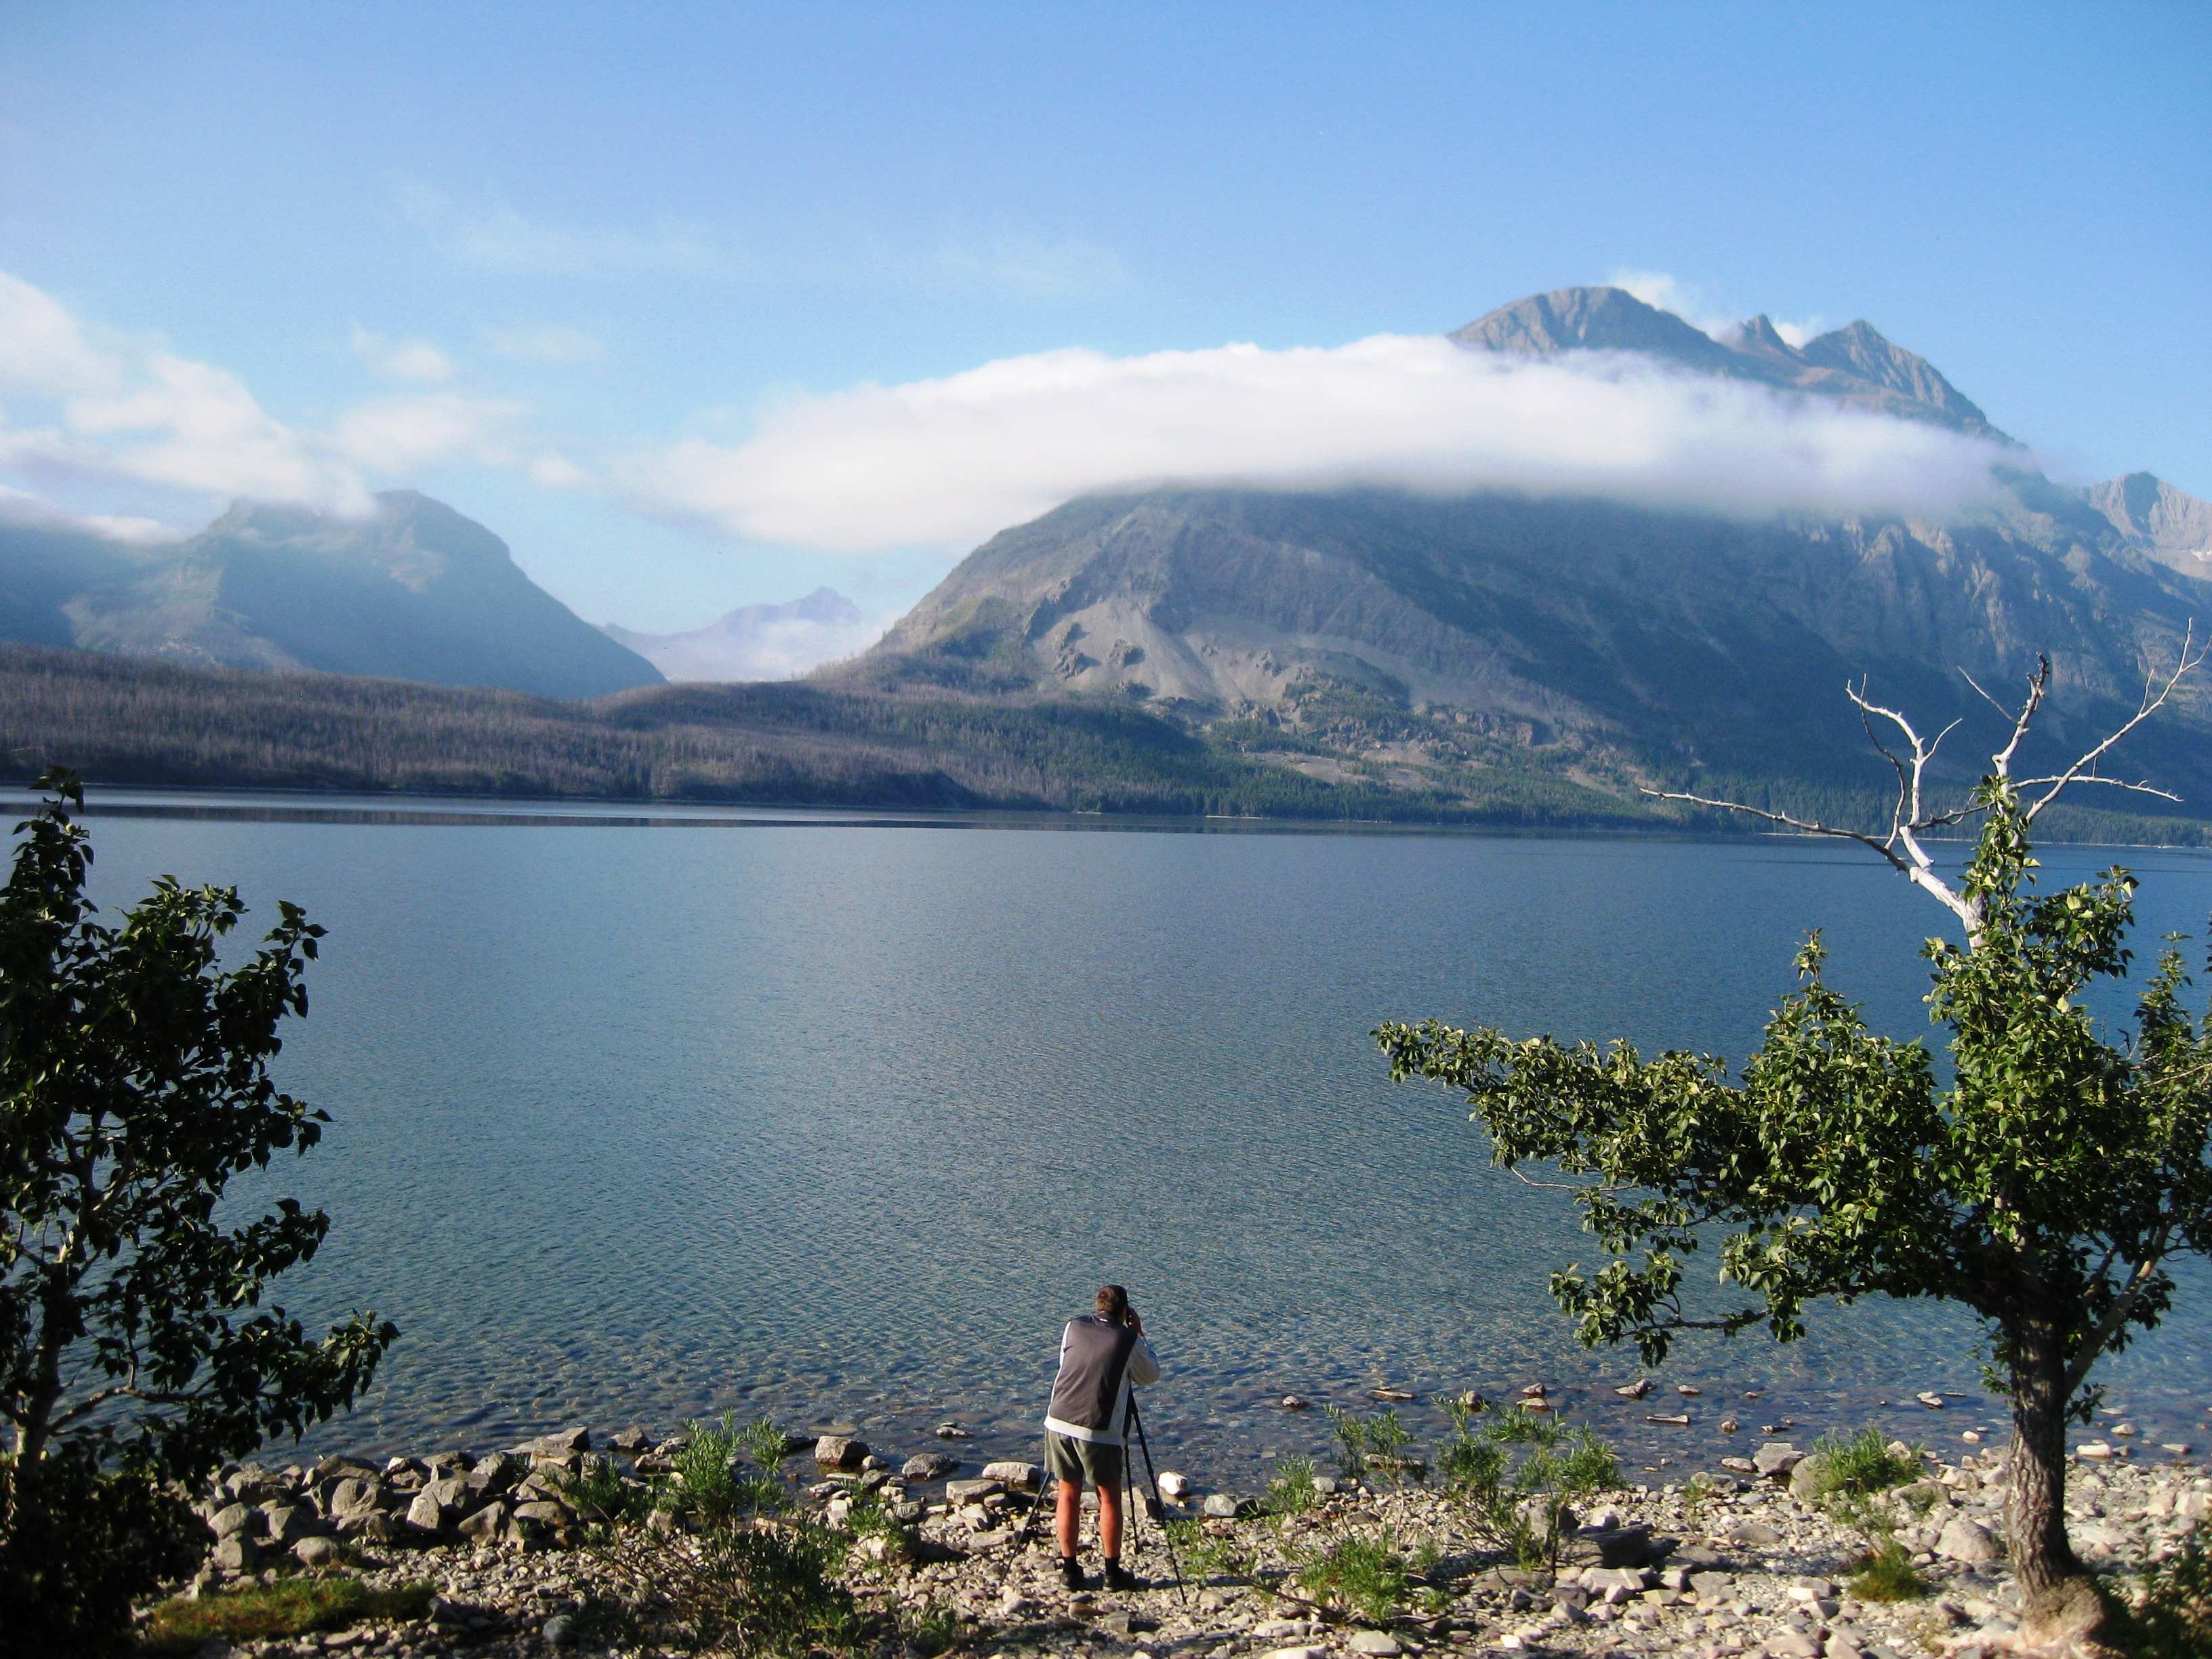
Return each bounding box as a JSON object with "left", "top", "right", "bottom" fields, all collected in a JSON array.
[
  {"left": 1056, "top": 1477, "right": 1081, "bottom": 1559},
  {"left": 1097, "top": 1479, "right": 1124, "bottom": 1561}
]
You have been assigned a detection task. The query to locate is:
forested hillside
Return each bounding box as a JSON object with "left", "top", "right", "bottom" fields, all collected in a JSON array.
[{"left": 3, "top": 645, "right": 2201, "bottom": 842}]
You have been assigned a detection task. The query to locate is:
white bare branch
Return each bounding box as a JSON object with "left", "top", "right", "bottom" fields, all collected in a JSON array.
[
  {"left": 1648, "top": 634, "right": 2200, "bottom": 943},
  {"left": 2024, "top": 624, "right": 2204, "bottom": 823}
]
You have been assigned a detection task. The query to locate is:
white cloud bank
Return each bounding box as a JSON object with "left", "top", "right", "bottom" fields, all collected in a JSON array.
[
  {"left": 622, "top": 333, "right": 2012, "bottom": 556},
  {"left": 0, "top": 270, "right": 530, "bottom": 531}
]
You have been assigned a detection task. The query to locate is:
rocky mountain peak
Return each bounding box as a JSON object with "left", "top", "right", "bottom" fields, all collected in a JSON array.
[
  {"left": 1448, "top": 286, "right": 1742, "bottom": 373},
  {"left": 1731, "top": 314, "right": 1801, "bottom": 359}
]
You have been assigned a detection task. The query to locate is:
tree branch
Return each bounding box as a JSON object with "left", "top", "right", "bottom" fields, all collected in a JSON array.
[
  {"left": 2024, "top": 626, "right": 2203, "bottom": 823},
  {"left": 2062, "top": 1227, "right": 2171, "bottom": 1401}
]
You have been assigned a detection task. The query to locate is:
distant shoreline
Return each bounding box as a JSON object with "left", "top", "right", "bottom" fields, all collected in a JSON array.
[{"left": 18, "top": 780, "right": 2212, "bottom": 853}]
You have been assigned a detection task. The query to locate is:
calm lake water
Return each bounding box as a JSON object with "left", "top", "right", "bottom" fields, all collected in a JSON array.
[{"left": 41, "top": 792, "right": 2212, "bottom": 1481}]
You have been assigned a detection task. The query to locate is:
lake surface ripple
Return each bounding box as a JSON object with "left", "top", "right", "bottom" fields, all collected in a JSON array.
[{"left": 58, "top": 794, "right": 2212, "bottom": 1479}]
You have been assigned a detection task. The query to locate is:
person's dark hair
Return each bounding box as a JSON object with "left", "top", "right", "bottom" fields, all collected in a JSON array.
[{"left": 1096, "top": 1284, "right": 1130, "bottom": 1324}]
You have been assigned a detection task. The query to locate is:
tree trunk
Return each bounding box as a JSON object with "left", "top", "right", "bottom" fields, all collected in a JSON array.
[{"left": 2007, "top": 1314, "right": 2104, "bottom": 1643}]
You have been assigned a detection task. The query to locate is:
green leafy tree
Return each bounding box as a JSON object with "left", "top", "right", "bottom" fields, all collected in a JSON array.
[
  {"left": 1376, "top": 654, "right": 2212, "bottom": 1644},
  {"left": 0, "top": 773, "right": 396, "bottom": 1641}
]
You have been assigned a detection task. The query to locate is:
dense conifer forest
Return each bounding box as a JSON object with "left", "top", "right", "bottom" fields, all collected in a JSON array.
[{"left": 3, "top": 644, "right": 2202, "bottom": 842}]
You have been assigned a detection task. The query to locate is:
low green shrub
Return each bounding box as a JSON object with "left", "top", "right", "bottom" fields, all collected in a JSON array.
[
  {"left": 1437, "top": 1398, "right": 1620, "bottom": 1570},
  {"left": 1164, "top": 1516, "right": 1252, "bottom": 1584},
  {"left": 1807, "top": 1427, "right": 1923, "bottom": 1502},
  {"left": 561, "top": 1453, "right": 653, "bottom": 1528},
  {"left": 665, "top": 1414, "right": 788, "bottom": 1525},
  {"left": 1264, "top": 1455, "right": 1324, "bottom": 1517},
  {"left": 1293, "top": 1528, "right": 1412, "bottom": 1625},
  {"left": 1325, "top": 1405, "right": 1416, "bottom": 1487},
  {"left": 0, "top": 1452, "right": 208, "bottom": 1658},
  {"left": 141, "top": 1575, "right": 434, "bottom": 1652},
  {"left": 2116, "top": 1521, "right": 2212, "bottom": 1657},
  {"left": 1845, "top": 1538, "right": 1931, "bottom": 1603}
]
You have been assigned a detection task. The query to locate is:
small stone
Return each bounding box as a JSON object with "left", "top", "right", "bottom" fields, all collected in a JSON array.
[
  {"left": 1521, "top": 1396, "right": 1555, "bottom": 1412},
  {"left": 1962, "top": 1430, "right": 1982, "bottom": 1443},
  {"left": 2076, "top": 1441, "right": 2114, "bottom": 1461},
  {"left": 1348, "top": 1632, "right": 1401, "bottom": 1655},
  {"left": 291, "top": 1536, "right": 344, "bottom": 1569},
  {"left": 404, "top": 1490, "right": 447, "bottom": 1534},
  {"left": 980, "top": 1460, "right": 1042, "bottom": 1491},
  {"left": 1157, "top": 1471, "right": 1192, "bottom": 1500},
  {"left": 609, "top": 1427, "right": 653, "bottom": 1454},
  {"left": 1616, "top": 1379, "right": 1652, "bottom": 1399},
  {"left": 1753, "top": 1442, "right": 1804, "bottom": 1477},
  {"left": 1727, "top": 1520, "right": 1783, "bottom": 1548},
  {"left": 1281, "top": 1394, "right": 1311, "bottom": 1410},
  {"left": 944, "top": 1478, "right": 1004, "bottom": 1502},
  {"left": 1202, "top": 1492, "right": 1240, "bottom": 1518},
  {"left": 1521, "top": 1382, "right": 1548, "bottom": 1397},
  {"left": 543, "top": 1613, "right": 577, "bottom": 1648},
  {"left": 1644, "top": 1412, "right": 1689, "bottom": 1426},
  {"left": 1719, "top": 1416, "right": 1740, "bottom": 1433},
  {"left": 1677, "top": 1384, "right": 1702, "bottom": 1397},
  {"left": 1936, "top": 1516, "right": 1999, "bottom": 1563},
  {"left": 2111, "top": 1422, "right": 2137, "bottom": 1438},
  {"left": 902, "top": 1452, "right": 960, "bottom": 1481},
  {"left": 516, "top": 1425, "right": 591, "bottom": 1456},
  {"left": 933, "top": 1421, "right": 972, "bottom": 1439},
  {"left": 1260, "top": 1648, "right": 1325, "bottom": 1659}
]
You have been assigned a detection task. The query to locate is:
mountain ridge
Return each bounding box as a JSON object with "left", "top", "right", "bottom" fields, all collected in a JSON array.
[
  {"left": 846, "top": 285, "right": 2212, "bottom": 819},
  {"left": 0, "top": 491, "right": 662, "bottom": 699}
]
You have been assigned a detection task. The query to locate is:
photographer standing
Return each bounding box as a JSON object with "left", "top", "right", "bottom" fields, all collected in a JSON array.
[{"left": 1042, "top": 1284, "right": 1160, "bottom": 1591}]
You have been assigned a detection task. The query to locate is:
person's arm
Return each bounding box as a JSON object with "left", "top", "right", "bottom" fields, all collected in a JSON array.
[{"left": 1128, "top": 1335, "right": 1160, "bottom": 1387}]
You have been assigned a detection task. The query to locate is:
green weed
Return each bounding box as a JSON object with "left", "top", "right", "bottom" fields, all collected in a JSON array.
[
  {"left": 1293, "top": 1528, "right": 1410, "bottom": 1625},
  {"left": 1845, "top": 1538, "right": 1931, "bottom": 1603},
  {"left": 141, "top": 1576, "right": 434, "bottom": 1652},
  {"left": 1809, "top": 1427, "right": 1923, "bottom": 1502},
  {"left": 1265, "top": 1456, "right": 1324, "bottom": 1517},
  {"left": 1325, "top": 1405, "right": 1416, "bottom": 1487},
  {"left": 2116, "top": 1521, "right": 2212, "bottom": 1657},
  {"left": 1437, "top": 1398, "right": 1620, "bottom": 1570}
]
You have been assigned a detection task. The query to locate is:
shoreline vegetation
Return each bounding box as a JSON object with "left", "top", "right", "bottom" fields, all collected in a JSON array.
[
  {"left": 148, "top": 1406, "right": 2211, "bottom": 1658},
  {"left": 2, "top": 644, "right": 2207, "bottom": 846}
]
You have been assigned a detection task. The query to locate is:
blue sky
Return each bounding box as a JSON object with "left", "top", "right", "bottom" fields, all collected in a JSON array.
[{"left": 1, "top": 2, "right": 2207, "bottom": 631}]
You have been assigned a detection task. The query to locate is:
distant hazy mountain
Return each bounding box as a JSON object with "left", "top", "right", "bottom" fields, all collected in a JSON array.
[
  {"left": 605, "top": 588, "right": 884, "bottom": 682},
  {"left": 0, "top": 491, "right": 661, "bottom": 699},
  {"left": 851, "top": 285, "right": 2212, "bottom": 817},
  {"left": 2076, "top": 472, "right": 2212, "bottom": 579}
]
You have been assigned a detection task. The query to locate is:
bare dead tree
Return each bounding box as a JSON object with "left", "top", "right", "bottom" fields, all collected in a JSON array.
[{"left": 1643, "top": 626, "right": 2205, "bottom": 936}]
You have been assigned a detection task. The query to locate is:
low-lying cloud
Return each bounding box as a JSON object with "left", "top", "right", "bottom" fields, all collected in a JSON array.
[
  {"left": 623, "top": 333, "right": 2013, "bottom": 555},
  {"left": 0, "top": 269, "right": 528, "bottom": 531}
]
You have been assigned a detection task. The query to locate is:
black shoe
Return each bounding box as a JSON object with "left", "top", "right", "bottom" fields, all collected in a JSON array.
[
  {"left": 1102, "top": 1561, "right": 1138, "bottom": 1592},
  {"left": 1057, "top": 1556, "right": 1089, "bottom": 1591}
]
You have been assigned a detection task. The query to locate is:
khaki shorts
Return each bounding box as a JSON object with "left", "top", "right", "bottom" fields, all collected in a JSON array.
[{"left": 1044, "top": 1430, "right": 1124, "bottom": 1489}]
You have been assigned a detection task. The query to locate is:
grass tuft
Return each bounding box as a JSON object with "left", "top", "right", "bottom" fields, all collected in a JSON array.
[
  {"left": 1845, "top": 1538, "right": 1931, "bottom": 1603},
  {"left": 1809, "top": 1427, "right": 1923, "bottom": 1500},
  {"left": 141, "top": 1575, "right": 434, "bottom": 1652}
]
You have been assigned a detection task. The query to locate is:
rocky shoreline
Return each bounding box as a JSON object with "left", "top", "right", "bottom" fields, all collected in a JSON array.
[{"left": 153, "top": 1401, "right": 2212, "bottom": 1659}]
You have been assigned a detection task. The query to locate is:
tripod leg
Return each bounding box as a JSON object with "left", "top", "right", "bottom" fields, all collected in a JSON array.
[{"left": 1126, "top": 1401, "right": 1188, "bottom": 1603}]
